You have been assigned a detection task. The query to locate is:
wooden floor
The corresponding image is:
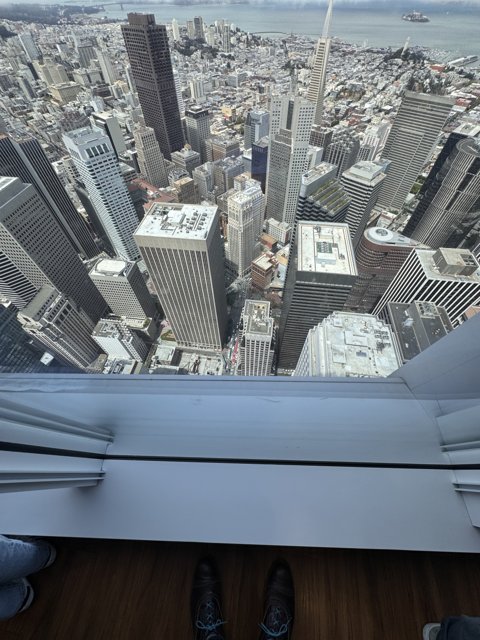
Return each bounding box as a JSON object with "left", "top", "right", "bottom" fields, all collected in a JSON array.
[{"left": 1, "top": 539, "right": 480, "bottom": 639}]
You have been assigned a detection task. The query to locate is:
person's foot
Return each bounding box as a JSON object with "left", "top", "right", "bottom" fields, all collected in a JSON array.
[
  {"left": 191, "top": 557, "right": 226, "bottom": 640},
  {"left": 258, "top": 560, "right": 294, "bottom": 640},
  {"left": 423, "top": 623, "right": 441, "bottom": 640}
]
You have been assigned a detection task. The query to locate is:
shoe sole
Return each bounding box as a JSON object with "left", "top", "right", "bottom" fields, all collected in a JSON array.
[{"left": 18, "top": 579, "right": 35, "bottom": 613}]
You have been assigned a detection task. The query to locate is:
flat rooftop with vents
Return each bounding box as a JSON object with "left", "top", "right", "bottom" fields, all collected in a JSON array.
[
  {"left": 134, "top": 203, "right": 217, "bottom": 240},
  {"left": 297, "top": 222, "right": 357, "bottom": 276}
]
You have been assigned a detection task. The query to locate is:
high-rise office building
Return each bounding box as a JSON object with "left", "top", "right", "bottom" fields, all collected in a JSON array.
[
  {"left": 205, "top": 137, "right": 241, "bottom": 162},
  {"left": 307, "top": 0, "right": 333, "bottom": 125},
  {"left": 134, "top": 125, "right": 168, "bottom": 188},
  {"left": 172, "top": 70, "right": 185, "bottom": 117},
  {"left": 295, "top": 163, "right": 351, "bottom": 231},
  {"left": 341, "top": 160, "right": 387, "bottom": 248},
  {"left": 310, "top": 125, "right": 333, "bottom": 149},
  {"left": 384, "top": 300, "right": 452, "bottom": 363},
  {"left": 95, "top": 48, "right": 118, "bottom": 86},
  {"left": 171, "top": 18, "right": 180, "bottom": 41},
  {"left": 222, "top": 23, "right": 231, "bottom": 53},
  {"left": 402, "top": 125, "right": 478, "bottom": 237},
  {"left": 77, "top": 43, "right": 96, "bottom": 68},
  {"left": 244, "top": 109, "right": 270, "bottom": 150},
  {"left": 213, "top": 156, "right": 245, "bottom": 194},
  {"left": 251, "top": 137, "right": 269, "bottom": 193},
  {"left": 0, "top": 177, "right": 106, "bottom": 323},
  {"left": 265, "top": 96, "right": 315, "bottom": 226},
  {"left": 89, "top": 256, "right": 156, "bottom": 321},
  {"left": 374, "top": 247, "right": 480, "bottom": 326},
  {"left": 134, "top": 203, "right": 227, "bottom": 351},
  {"left": 376, "top": 91, "right": 454, "bottom": 211},
  {"left": 173, "top": 176, "right": 198, "bottom": 204},
  {"left": 185, "top": 106, "right": 211, "bottom": 163},
  {"left": 278, "top": 222, "right": 358, "bottom": 371},
  {"left": 121, "top": 13, "right": 184, "bottom": 159},
  {"left": 294, "top": 311, "right": 400, "bottom": 377},
  {"left": 92, "top": 317, "right": 149, "bottom": 362},
  {"left": 18, "top": 32, "right": 40, "bottom": 62},
  {"left": 91, "top": 112, "right": 126, "bottom": 158},
  {"left": 357, "top": 122, "right": 391, "bottom": 162},
  {"left": 346, "top": 227, "right": 419, "bottom": 313},
  {"left": 324, "top": 127, "right": 360, "bottom": 178},
  {"left": 193, "top": 162, "right": 215, "bottom": 201},
  {"left": 407, "top": 137, "right": 480, "bottom": 249},
  {"left": 0, "top": 134, "right": 98, "bottom": 259},
  {"left": 0, "top": 298, "right": 51, "bottom": 373},
  {"left": 171, "top": 148, "right": 202, "bottom": 177},
  {"left": 238, "top": 300, "right": 275, "bottom": 376},
  {"left": 63, "top": 127, "right": 140, "bottom": 261},
  {"left": 186, "top": 20, "right": 195, "bottom": 39},
  {"left": 227, "top": 176, "right": 265, "bottom": 277},
  {"left": 18, "top": 285, "right": 103, "bottom": 370},
  {"left": 193, "top": 16, "right": 205, "bottom": 40}
]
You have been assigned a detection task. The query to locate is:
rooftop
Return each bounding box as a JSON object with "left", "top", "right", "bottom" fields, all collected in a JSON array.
[
  {"left": 243, "top": 300, "right": 273, "bottom": 337},
  {"left": 92, "top": 318, "right": 130, "bottom": 339},
  {"left": 419, "top": 248, "right": 480, "bottom": 282},
  {"left": 364, "top": 227, "right": 419, "bottom": 247},
  {"left": 300, "top": 311, "right": 401, "bottom": 378},
  {"left": 386, "top": 301, "right": 452, "bottom": 362},
  {"left": 342, "top": 160, "right": 385, "bottom": 183},
  {"left": 90, "top": 258, "right": 129, "bottom": 278},
  {"left": 301, "top": 162, "right": 337, "bottom": 187},
  {"left": 135, "top": 203, "right": 217, "bottom": 241},
  {"left": 297, "top": 222, "right": 357, "bottom": 276}
]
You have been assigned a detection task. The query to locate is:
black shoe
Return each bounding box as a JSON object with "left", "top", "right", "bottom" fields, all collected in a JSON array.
[
  {"left": 191, "top": 557, "right": 227, "bottom": 640},
  {"left": 258, "top": 560, "right": 294, "bottom": 640}
]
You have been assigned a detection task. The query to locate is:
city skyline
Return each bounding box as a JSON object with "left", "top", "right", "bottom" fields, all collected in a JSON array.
[{"left": 0, "top": 7, "right": 479, "bottom": 377}]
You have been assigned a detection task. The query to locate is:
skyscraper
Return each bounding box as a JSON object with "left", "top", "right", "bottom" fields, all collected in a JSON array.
[
  {"left": 18, "top": 32, "right": 40, "bottom": 62},
  {"left": 238, "top": 300, "right": 275, "bottom": 376},
  {"left": 18, "top": 285, "right": 103, "bottom": 370},
  {"left": 185, "top": 105, "right": 211, "bottom": 162},
  {"left": 402, "top": 125, "right": 476, "bottom": 238},
  {"left": 251, "top": 137, "right": 269, "bottom": 193},
  {"left": 294, "top": 312, "right": 400, "bottom": 377},
  {"left": 375, "top": 91, "right": 454, "bottom": 211},
  {"left": 307, "top": 0, "right": 333, "bottom": 126},
  {"left": 92, "top": 317, "right": 149, "bottom": 362},
  {"left": 91, "top": 112, "right": 127, "bottom": 158},
  {"left": 171, "top": 18, "right": 180, "bottom": 41},
  {"left": 227, "top": 176, "right": 265, "bottom": 277},
  {"left": 324, "top": 127, "right": 360, "bottom": 178},
  {"left": 0, "top": 134, "right": 98, "bottom": 259},
  {"left": 0, "top": 177, "right": 107, "bottom": 323},
  {"left": 95, "top": 48, "right": 118, "bottom": 86},
  {"left": 341, "top": 160, "right": 387, "bottom": 248},
  {"left": 133, "top": 125, "right": 168, "bottom": 188},
  {"left": 278, "top": 222, "right": 358, "bottom": 371},
  {"left": 134, "top": 203, "right": 227, "bottom": 351},
  {"left": 121, "top": 13, "right": 184, "bottom": 159},
  {"left": 89, "top": 256, "right": 156, "bottom": 321},
  {"left": 193, "top": 16, "right": 205, "bottom": 40},
  {"left": 407, "top": 137, "right": 480, "bottom": 249},
  {"left": 373, "top": 247, "right": 480, "bottom": 326},
  {"left": 346, "top": 227, "right": 419, "bottom": 314},
  {"left": 63, "top": 127, "right": 140, "bottom": 261},
  {"left": 244, "top": 109, "right": 270, "bottom": 150},
  {"left": 295, "top": 163, "right": 351, "bottom": 230},
  {"left": 265, "top": 96, "right": 315, "bottom": 226}
]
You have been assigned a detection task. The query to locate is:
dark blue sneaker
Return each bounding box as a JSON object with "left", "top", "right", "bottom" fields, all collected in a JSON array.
[
  {"left": 191, "top": 557, "right": 226, "bottom": 640},
  {"left": 259, "top": 560, "right": 294, "bottom": 640}
]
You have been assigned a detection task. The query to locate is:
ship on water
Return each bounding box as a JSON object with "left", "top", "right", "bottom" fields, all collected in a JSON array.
[{"left": 402, "top": 10, "right": 430, "bottom": 22}]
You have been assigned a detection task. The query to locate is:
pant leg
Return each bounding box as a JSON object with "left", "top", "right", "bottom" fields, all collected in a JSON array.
[
  {"left": 0, "top": 580, "right": 29, "bottom": 621},
  {"left": 0, "top": 535, "right": 51, "bottom": 583},
  {"left": 438, "top": 616, "right": 480, "bottom": 639}
]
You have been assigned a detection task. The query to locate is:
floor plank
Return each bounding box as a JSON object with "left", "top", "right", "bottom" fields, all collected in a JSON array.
[{"left": 1, "top": 539, "right": 480, "bottom": 639}]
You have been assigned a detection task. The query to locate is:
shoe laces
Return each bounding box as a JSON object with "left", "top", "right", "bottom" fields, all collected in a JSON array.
[
  {"left": 196, "top": 599, "right": 227, "bottom": 634},
  {"left": 259, "top": 606, "right": 291, "bottom": 638}
]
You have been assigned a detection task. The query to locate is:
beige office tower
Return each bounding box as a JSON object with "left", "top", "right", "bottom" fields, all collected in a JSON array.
[
  {"left": 134, "top": 125, "right": 168, "bottom": 188},
  {"left": 376, "top": 91, "right": 454, "bottom": 211},
  {"left": 227, "top": 176, "right": 265, "bottom": 277},
  {"left": 238, "top": 300, "right": 275, "bottom": 376},
  {"left": 134, "top": 203, "right": 227, "bottom": 351},
  {"left": 265, "top": 95, "right": 315, "bottom": 226},
  {"left": 307, "top": 0, "right": 333, "bottom": 126},
  {"left": 373, "top": 248, "right": 480, "bottom": 327},
  {"left": 18, "top": 285, "right": 103, "bottom": 370},
  {"left": 295, "top": 311, "right": 400, "bottom": 377}
]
